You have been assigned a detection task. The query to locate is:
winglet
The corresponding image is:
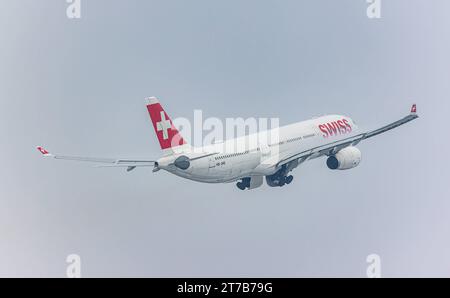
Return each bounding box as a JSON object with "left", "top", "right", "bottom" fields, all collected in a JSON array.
[
  {"left": 36, "top": 146, "right": 53, "bottom": 157},
  {"left": 410, "top": 104, "right": 417, "bottom": 115}
]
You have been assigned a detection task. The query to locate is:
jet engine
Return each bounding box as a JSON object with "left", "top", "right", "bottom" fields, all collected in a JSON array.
[{"left": 326, "top": 146, "right": 361, "bottom": 170}]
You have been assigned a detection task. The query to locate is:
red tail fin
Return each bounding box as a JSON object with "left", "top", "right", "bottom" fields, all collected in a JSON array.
[{"left": 146, "top": 97, "right": 187, "bottom": 152}]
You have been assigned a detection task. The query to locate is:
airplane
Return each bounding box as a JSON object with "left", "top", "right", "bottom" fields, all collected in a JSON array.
[{"left": 37, "top": 97, "right": 418, "bottom": 190}]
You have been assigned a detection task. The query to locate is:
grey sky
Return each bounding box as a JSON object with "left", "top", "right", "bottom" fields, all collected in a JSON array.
[{"left": 1, "top": 0, "right": 449, "bottom": 277}]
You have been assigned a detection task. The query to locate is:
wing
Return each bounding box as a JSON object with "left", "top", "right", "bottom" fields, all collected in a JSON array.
[
  {"left": 36, "top": 146, "right": 156, "bottom": 172},
  {"left": 276, "top": 104, "right": 419, "bottom": 168}
]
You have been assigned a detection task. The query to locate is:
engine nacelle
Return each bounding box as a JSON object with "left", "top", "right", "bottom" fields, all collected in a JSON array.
[{"left": 326, "top": 146, "right": 361, "bottom": 170}]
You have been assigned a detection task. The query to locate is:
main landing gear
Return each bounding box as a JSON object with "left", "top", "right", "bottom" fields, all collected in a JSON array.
[
  {"left": 236, "top": 177, "right": 251, "bottom": 190},
  {"left": 271, "top": 174, "right": 294, "bottom": 187},
  {"left": 284, "top": 175, "right": 294, "bottom": 185},
  {"left": 265, "top": 164, "right": 295, "bottom": 187}
]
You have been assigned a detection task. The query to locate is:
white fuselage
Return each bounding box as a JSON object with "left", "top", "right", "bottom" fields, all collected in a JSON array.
[{"left": 157, "top": 115, "right": 358, "bottom": 183}]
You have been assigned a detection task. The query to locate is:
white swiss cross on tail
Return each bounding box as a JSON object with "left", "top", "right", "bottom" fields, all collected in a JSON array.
[
  {"left": 156, "top": 111, "right": 171, "bottom": 140},
  {"left": 146, "top": 97, "right": 187, "bottom": 152}
]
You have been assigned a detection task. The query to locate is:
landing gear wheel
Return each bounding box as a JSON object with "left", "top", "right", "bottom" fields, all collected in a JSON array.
[
  {"left": 242, "top": 177, "right": 251, "bottom": 188},
  {"left": 285, "top": 175, "right": 294, "bottom": 184},
  {"left": 236, "top": 182, "right": 246, "bottom": 190}
]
